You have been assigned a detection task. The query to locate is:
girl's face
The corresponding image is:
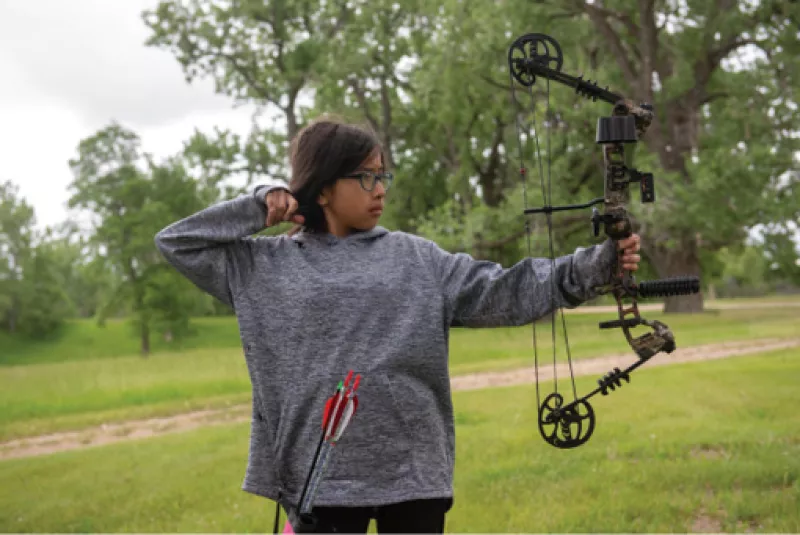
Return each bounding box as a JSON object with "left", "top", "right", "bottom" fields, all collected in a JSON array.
[{"left": 318, "top": 150, "right": 391, "bottom": 237}]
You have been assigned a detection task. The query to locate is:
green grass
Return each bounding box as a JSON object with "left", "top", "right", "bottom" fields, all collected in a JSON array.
[
  {"left": 1, "top": 304, "right": 798, "bottom": 441},
  {"left": 0, "top": 316, "right": 244, "bottom": 366},
  {"left": 1, "top": 348, "right": 798, "bottom": 532},
  {"left": 3, "top": 296, "right": 798, "bottom": 367},
  {"left": 0, "top": 347, "right": 251, "bottom": 440},
  {"left": 702, "top": 294, "right": 800, "bottom": 304},
  {"left": 450, "top": 347, "right": 800, "bottom": 532}
]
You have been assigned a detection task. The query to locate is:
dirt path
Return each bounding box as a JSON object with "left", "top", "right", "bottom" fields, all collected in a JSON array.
[
  {"left": 450, "top": 336, "right": 800, "bottom": 391},
  {"left": 2, "top": 337, "right": 798, "bottom": 461}
]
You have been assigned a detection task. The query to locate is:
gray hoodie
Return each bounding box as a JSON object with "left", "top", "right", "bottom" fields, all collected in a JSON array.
[{"left": 154, "top": 185, "right": 617, "bottom": 510}]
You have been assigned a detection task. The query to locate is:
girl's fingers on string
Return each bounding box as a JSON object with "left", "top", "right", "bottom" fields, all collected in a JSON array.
[
  {"left": 266, "top": 191, "right": 287, "bottom": 227},
  {"left": 285, "top": 196, "right": 299, "bottom": 221},
  {"left": 285, "top": 195, "right": 305, "bottom": 225}
]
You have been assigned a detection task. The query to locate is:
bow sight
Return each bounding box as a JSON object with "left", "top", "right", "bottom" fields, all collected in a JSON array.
[{"left": 507, "top": 32, "right": 700, "bottom": 448}]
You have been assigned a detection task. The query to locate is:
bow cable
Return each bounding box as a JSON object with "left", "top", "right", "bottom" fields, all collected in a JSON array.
[
  {"left": 507, "top": 64, "right": 542, "bottom": 417},
  {"left": 508, "top": 42, "right": 581, "bottom": 418}
]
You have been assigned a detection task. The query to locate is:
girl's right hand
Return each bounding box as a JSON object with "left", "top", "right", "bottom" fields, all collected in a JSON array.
[{"left": 265, "top": 188, "right": 305, "bottom": 227}]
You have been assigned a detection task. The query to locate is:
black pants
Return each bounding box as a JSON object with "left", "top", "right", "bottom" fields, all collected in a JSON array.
[{"left": 310, "top": 497, "right": 452, "bottom": 533}]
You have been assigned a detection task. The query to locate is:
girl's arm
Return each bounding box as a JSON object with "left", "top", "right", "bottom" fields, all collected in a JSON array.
[
  {"left": 426, "top": 239, "right": 617, "bottom": 327},
  {"left": 154, "top": 185, "right": 281, "bottom": 307}
]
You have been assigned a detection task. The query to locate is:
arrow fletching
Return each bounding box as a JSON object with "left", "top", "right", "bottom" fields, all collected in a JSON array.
[
  {"left": 332, "top": 398, "right": 355, "bottom": 442},
  {"left": 324, "top": 371, "right": 361, "bottom": 442},
  {"left": 328, "top": 373, "right": 361, "bottom": 442},
  {"left": 322, "top": 380, "right": 344, "bottom": 431}
]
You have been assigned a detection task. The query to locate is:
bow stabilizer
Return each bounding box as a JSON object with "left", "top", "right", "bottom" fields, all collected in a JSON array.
[{"left": 507, "top": 33, "right": 700, "bottom": 449}]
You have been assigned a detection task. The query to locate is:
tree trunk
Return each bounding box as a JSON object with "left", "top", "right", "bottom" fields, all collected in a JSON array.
[
  {"left": 643, "top": 100, "right": 705, "bottom": 315},
  {"left": 286, "top": 104, "right": 298, "bottom": 141},
  {"left": 140, "top": 321, "right": 151, "bottom": 356},
  {"left": 7, "top": 303, "right": 17, "bottom": 334},
  {"left": 663, "top": 285, "right": 704, "bottom": 314},
  {"left": 127, "top": 262, "right": 150, "bottom": 357},
  {"left": 648, "top": 236, "right": 705, "bottom": 314}
]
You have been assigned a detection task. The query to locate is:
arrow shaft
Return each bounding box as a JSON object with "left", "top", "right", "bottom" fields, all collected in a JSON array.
[{"left": 298, "top": 442, "right": 334, "bottom": 515}]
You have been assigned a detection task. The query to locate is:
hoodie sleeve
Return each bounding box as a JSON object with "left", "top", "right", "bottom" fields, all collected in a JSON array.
[
  {"left": 426, "top": 238, "right": 618, "bottom": 328},
  {"left": 154, "top": 184, "right": 284, "bottom": 307}
]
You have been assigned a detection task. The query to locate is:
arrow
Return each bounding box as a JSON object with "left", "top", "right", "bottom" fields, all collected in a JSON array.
[{"left": 296, "top": 371, "right": 362, "bottom": 519}]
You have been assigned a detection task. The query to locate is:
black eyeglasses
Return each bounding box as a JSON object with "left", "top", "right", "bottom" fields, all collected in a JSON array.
[{"left": 343, "top": 171, "right": 394, "bottom": 192}]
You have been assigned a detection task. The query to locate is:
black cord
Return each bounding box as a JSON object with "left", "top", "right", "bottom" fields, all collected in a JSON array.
[{"left": 273, "top": 501, "right": 281, "bottom": 534}]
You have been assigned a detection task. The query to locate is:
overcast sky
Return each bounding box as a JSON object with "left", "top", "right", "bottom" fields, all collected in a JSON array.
[{"left": 1, "top": 0, "right": 260, "bottom": 231}]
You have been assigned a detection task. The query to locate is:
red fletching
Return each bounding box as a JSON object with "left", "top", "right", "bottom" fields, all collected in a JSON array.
[
  {"left": 322, "top": 394, "right": 337, "bottom": 430},
  {"left": 327, "top": 397, "right": 347, "bottom": 440},
  {"left": 322, "top": 371, "right": 362, "bottom": 441}
]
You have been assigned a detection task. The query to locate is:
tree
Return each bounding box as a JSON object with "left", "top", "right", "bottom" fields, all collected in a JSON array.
[
  {"left": 67, "top": 123, "right": 212, "bottom": 355},
  {"left": 0, "top": 183, "right": 76, "bottom": 338},
  {"left": 60, "top": 237, "right": 121, "bottom": 319},
  {"left": 762, "top": 225, "right": 800, "bottom": 288},
  {"left": 13, "top": 234, "right": 74, "bottom": 338},
  {"left": 0, "top": 180, "right": 35, "bottom": 333}
]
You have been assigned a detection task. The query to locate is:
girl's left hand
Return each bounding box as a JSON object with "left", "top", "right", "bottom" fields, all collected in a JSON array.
[{"left": 618, "top": 234, "right": 641, "bottom": 271}]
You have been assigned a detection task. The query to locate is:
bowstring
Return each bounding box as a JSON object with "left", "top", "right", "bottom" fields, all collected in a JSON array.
[
  {"left": 508, "top": 67, "right": 542, "bottom": 412},
  {"left": 538, "top": 79, "right": 560, "bottom": 399},
  {"left": 536, "top": 77, "right": 578, "bottom": 403},
  {"left": 510, "top": 40, "right": 580, "bottom": 412},
  {"left": 542, "top": 77, "right": 579, "bottom": 403},
  {"left": 527, "top": 80, "right": 558, "bottom": 397}
]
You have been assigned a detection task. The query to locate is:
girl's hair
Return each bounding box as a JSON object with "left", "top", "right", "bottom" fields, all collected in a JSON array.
[{"left": 288, "top": 115, "right": 386, "bottom": 233}]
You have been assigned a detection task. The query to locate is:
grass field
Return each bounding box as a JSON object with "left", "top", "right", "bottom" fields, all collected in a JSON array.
[
  {"left": 2, "top": 298, "right": 798, "bottom": 367},
  {"left": 1, "top": 297, "right": 798, "bottom": 532},
  {"left": 0, "top": 316, "right": 245, "bottom": 366},
  {"left": 1, "top": 304, "right": 798, "bottom": 441},
  {"left": 1, "top": 348, "right": 798, "bottom": 532}
]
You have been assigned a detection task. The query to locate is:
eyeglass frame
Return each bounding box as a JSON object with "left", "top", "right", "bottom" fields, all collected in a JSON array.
[{"left": 342, "top": 170, "right": 394, "bottom": 192}]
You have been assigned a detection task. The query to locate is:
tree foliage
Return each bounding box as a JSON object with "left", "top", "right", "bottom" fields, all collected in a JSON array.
[
  {"left": 0, "top": 181, "right": 76, "bottom": 337},
  {"left": 66, "top": 123, "right": 226, "bottom": 355}
]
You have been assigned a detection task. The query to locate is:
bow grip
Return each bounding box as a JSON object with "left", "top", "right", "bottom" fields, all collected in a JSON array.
[{"left": 599, "top": 207, "right": 632, "bottom": 240}]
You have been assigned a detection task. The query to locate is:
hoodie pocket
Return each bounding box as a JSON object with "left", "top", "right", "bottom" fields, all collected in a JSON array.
[{"left": 324, "top": 372, "right": 414, "bottom": 482}]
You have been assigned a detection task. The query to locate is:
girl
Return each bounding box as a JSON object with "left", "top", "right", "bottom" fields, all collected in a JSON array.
[{"left": 155, "top": 116, "right": 641, "bottom": 533}]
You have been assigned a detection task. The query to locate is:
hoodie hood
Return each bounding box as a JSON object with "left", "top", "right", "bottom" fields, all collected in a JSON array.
[{"left": 291, "top": 225, "right": 389, "bottom": 246}]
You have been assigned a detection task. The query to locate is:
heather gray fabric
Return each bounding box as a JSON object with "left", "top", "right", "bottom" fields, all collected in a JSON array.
[{"left": 154, "top": 185, "right": 617, "bottom": 509}]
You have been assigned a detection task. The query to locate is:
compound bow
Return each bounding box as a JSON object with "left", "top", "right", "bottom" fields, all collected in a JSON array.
[{"left": 507, "top": 33, "right": 700, "bottom": 449}]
